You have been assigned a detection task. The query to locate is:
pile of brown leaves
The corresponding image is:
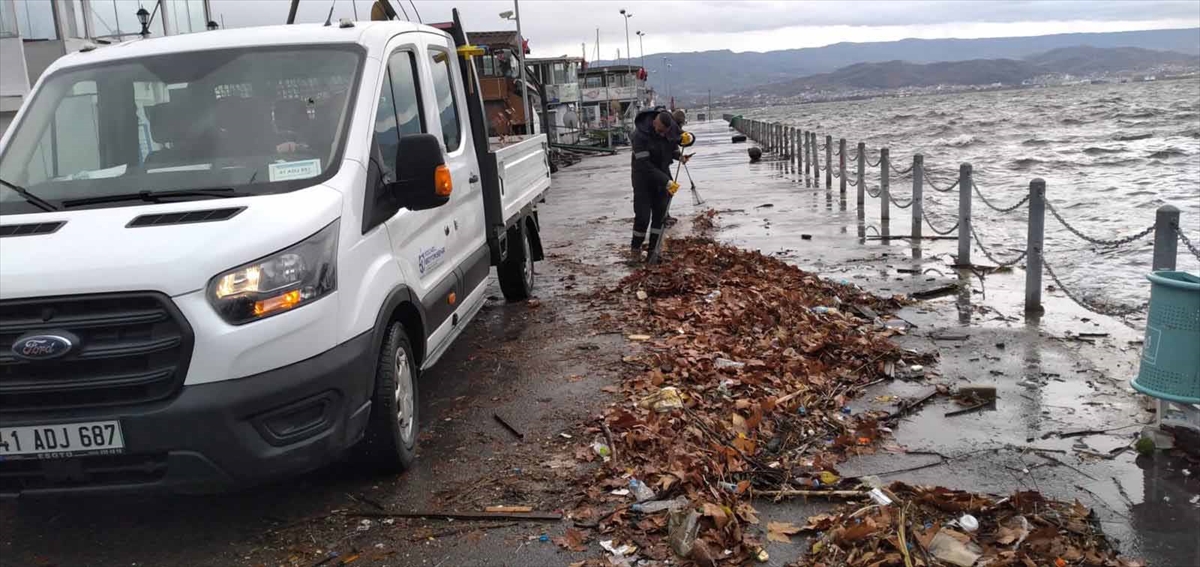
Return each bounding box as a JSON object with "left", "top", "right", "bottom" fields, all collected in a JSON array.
[
  {"left": 800, "top": 482, "right": 1142, "bottom": 567},
  {"left": 572, "top": 232, "right": 933, "bottom": 562}
]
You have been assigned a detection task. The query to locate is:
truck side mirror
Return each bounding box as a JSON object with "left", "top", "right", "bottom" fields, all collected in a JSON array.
[{"left": 391, "top": 133, "right": 452, "bottom": 211}]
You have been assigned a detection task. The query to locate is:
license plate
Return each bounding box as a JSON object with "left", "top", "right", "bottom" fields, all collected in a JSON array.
[{"left": 0, "top": 421, "right": 124, "bottom": 460}]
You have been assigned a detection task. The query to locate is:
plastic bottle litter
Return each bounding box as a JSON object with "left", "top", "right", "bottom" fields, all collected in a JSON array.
[
  {"left": 704, "top": 290, "right": 722, "bottom": 302},
  {"left": 668, "top": 508, "right": 701, "bottom": 558},
  {"left": 718, "top": 481, "right": 739, "bottom": 493},
  {"left": 715, "top": 358, "right": 745, "bottom": 370},
  {"left": 538, "top": 534, "right": 550, "bottom": 542},
  {"left": 959, "top": 514, "right": 979, "bottom": 533},
  {"left": 811, "top": 306, "right": 838, "bottom": 315},
  {"left": 629, "top": 478, "right": 657, "bottom": 502},
  {"left": 592, "top": 439, "right": 612, "bottom": 461},
  {"left": 632, "top": 496, "right": 689, "bottom": 514},
  {"left": 639, "top": 386, "right": 684, "bottom": 412}
]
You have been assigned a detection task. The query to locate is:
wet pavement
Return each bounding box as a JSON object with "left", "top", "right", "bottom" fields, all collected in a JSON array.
[{"left": 0, "top": 118, "right": 1196, "bottom": 567}]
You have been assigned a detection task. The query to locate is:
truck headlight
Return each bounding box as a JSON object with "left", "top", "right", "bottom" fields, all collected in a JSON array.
[{"left": 207, "top": 221, "right": 338, "bottom": 325}]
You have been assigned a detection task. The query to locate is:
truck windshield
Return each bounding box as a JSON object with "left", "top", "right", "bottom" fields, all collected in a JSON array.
[{"left": 0, "top": 46, "right": 364, "bottom": 214}]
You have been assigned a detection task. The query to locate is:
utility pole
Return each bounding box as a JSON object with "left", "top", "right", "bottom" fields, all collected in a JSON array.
[
  {"left": 620, "top": 9, "right": 632, "bottom": 70},
  {"left": 501, "top": 2, "right": 533, "bottom": 135}
]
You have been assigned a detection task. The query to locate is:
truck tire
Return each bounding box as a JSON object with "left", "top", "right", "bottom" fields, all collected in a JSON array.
[
  {"left": 498, "top": 222, "right": 535, "bottom": 301},
  {"left": 360, "top": 322, "right": 418, "bottom": 472}
]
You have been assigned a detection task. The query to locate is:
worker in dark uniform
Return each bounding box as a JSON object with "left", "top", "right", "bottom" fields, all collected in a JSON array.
[{"left": 628, "top": 109, "right": 681, "bottom": 263}]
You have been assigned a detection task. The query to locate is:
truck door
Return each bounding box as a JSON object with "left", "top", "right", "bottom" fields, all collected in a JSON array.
[
  {"left": 423, "top": 37, "right": 488, "bottom": 307},
  {"left": 375, "top": 39, "right": 459, "bottom": 341}
]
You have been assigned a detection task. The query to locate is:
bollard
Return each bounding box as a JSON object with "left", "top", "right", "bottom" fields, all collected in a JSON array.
[
  {"left": 793, "top": 128, "right": 800, "bottom": 174},
  {"left": 825, "top": 135, "right": 833, "bottom": 190},
  {"left": 811, "top": 132, "right": 819, "bottom": 184},
  {"left": 1153, "top": 205, "right": 1180, "bottom": 271},
  {"left": 912, "top": 155, "right": 924, "bottom": 242},
  {"left": 801, "top": 129, "right": 811, "bottom": 182},
  {"left": 839, "top": 139, "right": 847, "bottom": 197},
  {"left": 856, "top": 142, "right": 866, "bottom": 207},
  {"left": 957, "top": 163, "right": 973, "bottom": 266},
  {"left": 1025, "top": 179, "right": 1046, "bottom": 312},
  {"left": 881, "top": 148, "right": 890, "bottom": 222}
]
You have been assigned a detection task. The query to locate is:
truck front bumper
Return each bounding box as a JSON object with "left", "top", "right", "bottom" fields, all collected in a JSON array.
[{"left": 0, "top": 332, "right": 376, "bottom": 497}]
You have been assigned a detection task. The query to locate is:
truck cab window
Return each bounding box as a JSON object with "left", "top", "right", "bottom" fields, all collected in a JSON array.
[
  {"left": 428, "top": 50, "right": 462, "bottom": 152},
  {"left": 374, "top": 51, "right": 424, "bottom": 176},
  {"left": 0, "top": 47, "right": 363, "bottom": 214}
]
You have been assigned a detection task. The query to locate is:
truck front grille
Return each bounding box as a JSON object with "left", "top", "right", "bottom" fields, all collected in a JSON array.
[{"left": 0, "top": 293, "right": 193, "bottom": 413}]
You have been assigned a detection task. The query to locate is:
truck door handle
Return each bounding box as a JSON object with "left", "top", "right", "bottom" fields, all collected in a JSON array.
[
  {"left": 444, "top": 226, "right": 450, "bottom": 236},
  {"left": 469, "top": 173, "right": 480, "bottom": 184}
]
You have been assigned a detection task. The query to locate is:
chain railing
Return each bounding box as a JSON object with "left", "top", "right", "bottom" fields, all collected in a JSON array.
[
  {"left": 923, "top": 170, "right": 959, "bottom": 193},
  {"left": 973, "top": 182, "right": 1030, "bottom": 214},
  {"left": 1176, "top": 224, "right": 1200, "bottom": 260},
  {"left": 889, "top": 194, "right": 913, "bottom": 209},
  {"left": 922, "top": 208, "right": 960, "bottom": 236},
  {"left": 725, "top": 117, "right": 1191, "bottom": 320},
  {"left": 1044, "top": 258, "right": 1148, "bottom": 317},
  {"left": 1045, "top": 199, "right": 1156, "bottom": 247},
  {"left": 970, "top": 224, "right": 1028, "bottom": 267}
]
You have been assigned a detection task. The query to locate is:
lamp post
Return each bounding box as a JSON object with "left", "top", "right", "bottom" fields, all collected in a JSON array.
[
  {"left": 663, "top": 57, "right": 672, "bottom": 105},
  {"left": 620, "top": 9, "right": 634, "bottom": 113},
  {"left": 636, "top": 31, "right": 645, "bottom": 70},
  {"left": 137, "top": 7, "right": 151, "bottom": 37},
  {"left": 501, "top": 4, "right": 533, "bottom": 136}
]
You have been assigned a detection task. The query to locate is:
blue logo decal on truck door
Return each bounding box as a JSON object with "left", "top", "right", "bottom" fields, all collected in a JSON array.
[{"left": 418, "top": 246, "right": 446, "bottom": 276}]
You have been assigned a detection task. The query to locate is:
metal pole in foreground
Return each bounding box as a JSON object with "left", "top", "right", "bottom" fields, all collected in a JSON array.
[
  {"left": 825, "top": 135, "right": 833, "bottom": 190},
  {"left": 514, "top": 0, "right": 532, "bottom": 136},
  {"left": 839, "top": 139, "right": 847, "bottom": 197},
  {"left": 912, "top": 154, "right": 924, "bottom": 242},
  {"left": 810, "top": 132, "right": 818, "bottom": 185},
  {"left": 794, "top": 128, "right": 800, "bottom": 176},
  {"left": 856, "top": 142, "right": 866, "bottom": 207},
  {"left": 1153, "top": 204, "right": 1180, "bottom": 271},
  {"left": 880, "top": 148, "right": 890, "bottom": 222},
  {"left": 1025, "top": 178, "right": 1046, "bottom": 312},
  {"left": 957, "top": 163, "right": 973, "bottom": 266}
]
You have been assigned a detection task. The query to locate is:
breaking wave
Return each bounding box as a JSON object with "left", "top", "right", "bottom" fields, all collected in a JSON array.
[{"left": 1115, "top": 133, "right": 1154, "bottom": 141}]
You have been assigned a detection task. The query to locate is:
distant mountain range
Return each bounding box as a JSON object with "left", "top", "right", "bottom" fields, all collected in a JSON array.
[
  {"left": 586, "top": 28, "right": 1200, "bottom": 102},
  {"left": 750, "top": 46, "right": 1198, "bottom": 94}
]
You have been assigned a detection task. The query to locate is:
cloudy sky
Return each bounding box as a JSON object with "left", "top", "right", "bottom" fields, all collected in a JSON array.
[{"left": 208, "top": 1, "right": 1200, "bottom": 59}]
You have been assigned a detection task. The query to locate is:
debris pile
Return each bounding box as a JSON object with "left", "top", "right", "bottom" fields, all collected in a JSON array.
[
  {"left": 800, "top": 482, "right": 1143, "bottom": 567},
  {"left": 574, "top": 230, "right": 935, "bottom": 561}
]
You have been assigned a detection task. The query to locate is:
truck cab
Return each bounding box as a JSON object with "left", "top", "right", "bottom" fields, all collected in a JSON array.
[{"left": 0, "top": 17, "right": 550, "bottom": 495}]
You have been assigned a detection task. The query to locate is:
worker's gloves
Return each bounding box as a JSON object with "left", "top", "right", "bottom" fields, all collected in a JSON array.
[{"left": 666, "top": 180, "right": 681, "bottom": 196}]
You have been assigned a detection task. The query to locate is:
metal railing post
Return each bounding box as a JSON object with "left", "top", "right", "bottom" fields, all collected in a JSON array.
[
  {"left": 958, "top": 163, "right": 973, "bottom": 266},
  {"left": 856, "top": 142, "right": 866, "bottom": 207},
  {"left": 793, "top": 128, "right": 800, "bottom": 173},
  {"left": 1025, "top": 179, "right": 1046, "bottom": 312},
  {"left": 1153, "top": 205, "right": 1180, "bottom": 271},
  {"left": 802, "top": 131, "right": 810, "bottom": 184},
  {"left": 825, "top": 135, "right": 833, "bottom": 190},
  {"left": 811, "top": 132, "right": 819, "bottom": 184},
  {"left": 880, "top": 148, "right": 890, "bottom": 222},
  {"left": 912, "top": 154, "right": 924, "bottom": 242},
  {"left": 839, "top": 139, "right": 847, "bottom": 197}
]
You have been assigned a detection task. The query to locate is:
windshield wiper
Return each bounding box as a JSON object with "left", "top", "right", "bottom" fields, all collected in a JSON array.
[
  {"left": 0, "top": 177, "right": 59, "bottom": 212},
  {"left": 61, "top": 188, "right": 247, "bottom": 208}
]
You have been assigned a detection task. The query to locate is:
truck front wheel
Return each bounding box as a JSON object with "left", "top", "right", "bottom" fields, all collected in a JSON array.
[
  {"left": 360, "top": 322, "right": 419, "bottom": 472},
  {"left": 498, "top": 222, "right": 535, "bottom": 301}
]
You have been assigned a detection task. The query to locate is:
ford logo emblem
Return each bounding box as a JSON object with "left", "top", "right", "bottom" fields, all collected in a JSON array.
[{"left": 12, "top": 332, "right": 76, "bottom": 361}]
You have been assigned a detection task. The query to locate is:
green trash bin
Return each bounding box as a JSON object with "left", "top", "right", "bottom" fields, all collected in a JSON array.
[{"left": 1132, "top": 271, "right": 1200, "bottom": 404}]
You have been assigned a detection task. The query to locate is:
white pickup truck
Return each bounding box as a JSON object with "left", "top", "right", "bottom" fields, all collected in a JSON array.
[{"left": 0, "top": 13, "right": 550, "bottom": 495}]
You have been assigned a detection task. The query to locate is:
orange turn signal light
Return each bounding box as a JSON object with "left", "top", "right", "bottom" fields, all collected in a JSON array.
[
  {"left": 254, "top": 290, "right": 302, "bottom": 316},
  {"left": 447, "top": 292, "right": 457, "bottom": 305},
  {"left": 435, "top": 164, "right": 453, "bottom": 197}
]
